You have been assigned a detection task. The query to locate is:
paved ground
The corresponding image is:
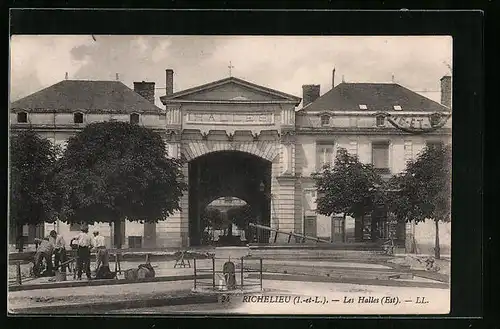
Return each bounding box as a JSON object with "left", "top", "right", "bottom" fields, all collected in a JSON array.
[
  {"left": 8, "top": 250, "right": 451, "bottom": 316},
  {"left": 108, "top": 280, "right": 450, "bottom": 315},
  {"left": 8, "top": 280, "right": 195, "bottom": 310}
]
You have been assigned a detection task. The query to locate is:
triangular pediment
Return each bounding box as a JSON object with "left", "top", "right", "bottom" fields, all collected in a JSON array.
[{"left": 161, "top": 77, "right": 301, "bottom": 104}]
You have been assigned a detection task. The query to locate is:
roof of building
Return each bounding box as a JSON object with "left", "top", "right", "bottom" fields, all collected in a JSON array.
[
  {"left": 301, "top": 82, "right": 449, "bottom": 112},
  {"left": 161, "top": 76, "right": 301, "bottom": 104},
  {"left": 10, "top": 80, "right": 163, "bottom": 114}
]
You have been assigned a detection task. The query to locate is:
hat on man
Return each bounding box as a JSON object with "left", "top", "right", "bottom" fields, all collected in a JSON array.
[{"left": 80, "top": 223, "right": 89, "bottom": 232}]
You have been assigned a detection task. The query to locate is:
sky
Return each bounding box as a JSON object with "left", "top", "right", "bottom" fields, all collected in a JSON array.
[{"left": 10, "top": 35, "right": 452, "bottom": 107}]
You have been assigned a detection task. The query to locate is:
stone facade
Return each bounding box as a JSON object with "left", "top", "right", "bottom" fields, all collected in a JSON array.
[{"left": 9, "top": 72, "right": 452, "bottom": 252}]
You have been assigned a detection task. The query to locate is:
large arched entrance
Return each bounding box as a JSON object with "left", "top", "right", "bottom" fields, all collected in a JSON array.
[{"left": 188, "top": 151, "right": 272, "bottom": 246}]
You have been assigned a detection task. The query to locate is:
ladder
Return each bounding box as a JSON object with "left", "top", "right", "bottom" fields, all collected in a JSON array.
[
  {"left": 174, "top": 250, "right": 191, "bottom": 268},
  {"left": 248, "top": 223, "right": 333, "bottom": 244}
]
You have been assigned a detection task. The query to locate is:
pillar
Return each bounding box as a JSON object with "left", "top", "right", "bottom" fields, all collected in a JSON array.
[
  {"left": 269, "top": 131, "right": 297, "bottom": 243},
  {"left": 155, "top": 136, "right": 189, "bottom": 248}
]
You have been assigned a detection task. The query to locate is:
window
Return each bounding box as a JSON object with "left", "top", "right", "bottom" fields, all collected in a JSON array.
[
  {"left": 128, "top": 236, "right": 142, "bottom": 249},
  {"left": 304, "top": 216, "right": 317, "bottom": 238},
  {"left": 376, "top": 115, "right": 385, "bottom": 127},
  {"left": 74, "top": 112, "right": 84, "bottom": 124},
  {"left": 130, "top": 113, "right": 140, "bottom": 124},
  {"left": 426, "top": 141, "right": 444, "bottom": 149},
  {"left": 70, "top": 223, "right": 81, "bottom": 231},
  {"left": 359, "top": 104, "right": 368, "bottom": 110},
  {"left": 320, "top": 115, "right": 330, "bottom": 126},
  {"left": 372, "top": 142, "right": 390, "bottom": 174},
  {"left": 17, "top": 112, "right": 28, "bottom": 123},
  {"left": 332, "top": 217, "right": 343, "bottom": 234},
  {"left": 316, "top": 144, "right": 335, "bottom": 170},
  {"left": 393, "top": 105, "right": 402, "bottom": 111}
]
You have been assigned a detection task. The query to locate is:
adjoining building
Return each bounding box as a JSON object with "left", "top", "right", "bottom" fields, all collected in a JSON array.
[{"left": 9, "top": 69, "right": 452, "bottom": 253}]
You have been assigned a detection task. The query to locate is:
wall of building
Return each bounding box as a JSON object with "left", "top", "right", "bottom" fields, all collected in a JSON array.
[
  {"left": 295, "top": 133, "right": 450, "bottom": 178},
  {"left": 412, "top": 221, "right": 451, "bottom": 256},
  {"left": 10, "top": 112, "right": 165, "bottom": 130}
]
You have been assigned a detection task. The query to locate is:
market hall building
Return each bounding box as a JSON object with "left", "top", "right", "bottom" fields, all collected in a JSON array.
[{"left": 9, "top": 69, "right": 452, "bottom": 252}]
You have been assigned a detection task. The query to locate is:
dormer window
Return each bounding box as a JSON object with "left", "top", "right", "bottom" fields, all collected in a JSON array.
[
  {"left": 393, "top": 105, "right": 402, "bottom": 111},
  {"left": 359, "top": 104, "right": 368, "bottom": 110},
  {"left": 130, "top": 113, "right": 140, "bottom": 124},
  {"left": 376, "top": 115, "right": 385, "bottom": 127},
  {"left": 17, "top": 111, "right": 28, "bottom": 123},
  {"left": 73, "top": 112, "right": 84, "bottom": 124},
  {"left": 320, "top": 115, "right": 330, "bottom": 126}
]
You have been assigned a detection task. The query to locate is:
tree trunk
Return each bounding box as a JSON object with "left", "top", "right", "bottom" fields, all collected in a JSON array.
[
  {"left": 355, "top": 215, "right": 363, "bottom": 242},
  {"left": 370, "top": 215, "right": 377, "bottom": 241},
  {"left": 434, "top": 220, "right": 441, "bottom": 259},
  {"left": 114, "top": 219, "right": 122, "bottom": 249},
  {"left": 343, "top": 213, "right": 347, "bottom": 243},
  {"left": 228, "top": 223, "right": 233, "bottom": 237},
  {"left": 16, "top": 223, "right": 24, "bottom": 252}
]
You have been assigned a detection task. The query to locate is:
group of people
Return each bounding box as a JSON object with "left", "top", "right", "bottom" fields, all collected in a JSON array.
[{"left": 33, "top": 224, "right": 111, "bottom": 280}]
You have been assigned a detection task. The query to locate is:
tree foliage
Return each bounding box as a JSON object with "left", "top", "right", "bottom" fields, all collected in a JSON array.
[
  {"left": 201, "top": 207, "right": 225, "bottom": 230},
  {"left": 10, "top": 130, "right": 59, "bottom": 247},
  {"left": 387, "top": 143, "right": 451, "bottom": 259},
  {"left": 387, "top": 143, "right": 452, "bottom": 225},
  {"left": 312, "top": 148, "right": 384, "bottom": 218},
  {"left": 227, "top": 204, "right": 255, "bottom": 230},
  {"left": 54, "top": 121, "right": 187, "bottom": 227}
]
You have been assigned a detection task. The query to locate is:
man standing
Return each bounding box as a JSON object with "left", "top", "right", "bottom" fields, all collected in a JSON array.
[
  {"left": 33, "top": 237, "right": 54, "bottom": 277},
  {"left": 71, "top": 225, "right": 93, "bottom": 280},
  {"left": 92, "top": 231, "right": 109, "bottom": 272},
  {"left": 49, "top": 230, "right": 67, "bottom": 272}
]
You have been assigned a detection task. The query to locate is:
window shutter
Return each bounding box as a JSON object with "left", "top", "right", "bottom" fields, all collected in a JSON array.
[
  {"left": 348, "top": 141, "right": 358, "bottom": 156},
  {"left": 404, "top": 140, "right": 413, "bottom": 162}
]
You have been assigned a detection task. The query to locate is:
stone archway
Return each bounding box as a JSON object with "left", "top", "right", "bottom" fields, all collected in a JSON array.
[{"left": 188, "top": 150, "right": 272, "bottom": 246}]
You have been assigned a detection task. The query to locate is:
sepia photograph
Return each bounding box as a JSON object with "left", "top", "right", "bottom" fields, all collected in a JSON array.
[{"left": 8, "top": 35, "right": 452, "bottom": 315}]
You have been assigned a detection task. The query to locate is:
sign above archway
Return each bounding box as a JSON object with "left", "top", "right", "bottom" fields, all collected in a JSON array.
[{"left": 186, "top": 112, "right": 274, "bottom": 125}]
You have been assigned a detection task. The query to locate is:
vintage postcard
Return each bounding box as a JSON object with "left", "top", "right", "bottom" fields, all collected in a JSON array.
[{"left": 8, "top": 35, "right": 452, "bottom": 315}]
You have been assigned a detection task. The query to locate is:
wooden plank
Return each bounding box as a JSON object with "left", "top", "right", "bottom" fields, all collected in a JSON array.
[
  {"left": 9, "top": 274, "right": 212, "bottom": 292},
  {"left": 246, "top": 273, "right": 449, "bottom": 289}
]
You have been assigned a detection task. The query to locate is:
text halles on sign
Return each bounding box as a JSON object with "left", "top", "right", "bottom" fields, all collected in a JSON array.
[{"left": 186, "top": 112, "right": 274, "bottom": 125}]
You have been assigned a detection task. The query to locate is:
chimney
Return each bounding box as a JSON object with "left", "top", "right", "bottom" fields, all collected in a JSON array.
[
  {"left": 332, "top": 68, "right": 336, "bottom": 89},
  {"left": 302, "top": 84, "right": 321, "bottom": 107},
  {"left": 133, "top": 81, "right": 155, "bottom": 104},
  {"left": 440, "top": 75, "right": 452, "bottom": 108},
  {"left": 165, "top": 69, "right": 174, "bottom": 96}
]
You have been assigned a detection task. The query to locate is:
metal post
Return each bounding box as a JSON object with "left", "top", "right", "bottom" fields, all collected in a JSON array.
[
  {"left": 212, "top": 257, "right": 216, "bottom": 289},
  {"left": 193, "top": 258, "right": 197, "bottom": 289},
  {"left": 259, "top": 258, "right": 263, "bottom": 290},
  {"left": 16, "top": 261, "right": 22, "bottom": 285},
  {"left": 240, "top": 257, "right": 244, "bottom": 289}
]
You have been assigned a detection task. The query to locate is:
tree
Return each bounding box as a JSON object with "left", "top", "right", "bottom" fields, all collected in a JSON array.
[
  {"left": 54, "top": 121, "right": 187, "bottom": 248},
  {"left": 200, "top": 207, "right": 224, "bottom": 244},
  {"left": 312, "top": 148, "right": 384, "bottom": 241},
  {"left": 10, "top": 130, "right": 59, "bottom": 251},
  {"left": 227, "top": 204, "right": 255, "bottom": 237},
  {"left": 201, "top": 207, "right": 225, "bottom": 230},
  {"left": 387, "top": 143, "right": 451, "bottom": 259}
]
